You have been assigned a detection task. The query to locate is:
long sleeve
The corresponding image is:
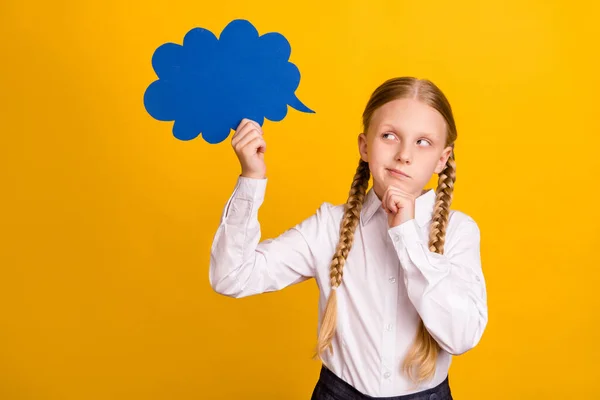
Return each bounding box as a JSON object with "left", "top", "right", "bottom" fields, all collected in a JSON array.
[
  {"left": 387, "top": 214, "right": 488, "bottom": 355},
  {"left": 209, "top": 175, "right": 327, "bottom": 298}
]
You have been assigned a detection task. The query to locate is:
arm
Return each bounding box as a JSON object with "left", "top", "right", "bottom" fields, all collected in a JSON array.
[
  {"left": 388, "top": 214, "right": 488, "bottom": 355},
  {"left": 209, "top": 176, "right": 327, "bottom": 298}
]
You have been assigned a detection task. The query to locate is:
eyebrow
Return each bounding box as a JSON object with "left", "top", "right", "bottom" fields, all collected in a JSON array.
[{"left": 379, "top": 124, "right": 437, "bottom": 138}]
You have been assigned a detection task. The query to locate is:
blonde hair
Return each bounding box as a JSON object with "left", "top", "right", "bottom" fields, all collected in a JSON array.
[{"left": 314, "top": 77, "right": 458, "bottom": 384}]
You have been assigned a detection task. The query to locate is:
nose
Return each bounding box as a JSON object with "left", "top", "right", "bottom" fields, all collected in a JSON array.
[{"left": 396, "top": 143, "right": 412, "bottom": 165}]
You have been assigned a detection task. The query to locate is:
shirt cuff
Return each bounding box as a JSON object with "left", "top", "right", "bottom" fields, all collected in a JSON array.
[
  {"left": 387, "top": 218, "right": 427, "bottom": 247},
  {"left": 387, "top": 219, "right": 449, "bottom": 278},
  {"left": 234, "top": 176, "right": 268, "bottom": 203},
  {"left": 222, "top": 176, "right": 268, "bottom": 221}
]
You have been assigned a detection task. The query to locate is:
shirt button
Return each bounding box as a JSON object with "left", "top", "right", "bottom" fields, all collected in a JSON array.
[
  {"left": 384, "top": 372, "right": 391, "bottom": 379},
  {"left": 429, "top": 394, "right": 439, "bottom": 400},
  {"left": 389, "top": 276, "right": 396, "bottom": 284},
  {"left": 385, "top": 324, "right": 392, "bottom": 331},
  {"left": 394, "top": 235, "right": 401, "bottom": 242}
]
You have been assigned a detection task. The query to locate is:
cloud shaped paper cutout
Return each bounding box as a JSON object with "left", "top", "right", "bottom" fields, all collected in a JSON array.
[{"left": 143, "top": 19, "right": 315, "bottom": 143}]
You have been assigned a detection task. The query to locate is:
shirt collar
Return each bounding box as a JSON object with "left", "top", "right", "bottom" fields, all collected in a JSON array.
[{"left": 360, "top": 186, "right": 436, "bottom": 227}]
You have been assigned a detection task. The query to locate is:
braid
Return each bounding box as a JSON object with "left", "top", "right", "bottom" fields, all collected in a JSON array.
[
  {"left": 402, "top": 149, "right": 457, "bottom": 384},
  {"left": 314, "top": 159, "right": 370, "bottom": 362},
  {"left": 428, "top": 150, "right": 456, "bottom": 254}
]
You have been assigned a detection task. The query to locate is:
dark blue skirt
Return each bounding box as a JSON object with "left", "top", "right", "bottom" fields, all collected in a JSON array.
[{"left": 311, "top": 365, "right": 453, "bottom": 400}]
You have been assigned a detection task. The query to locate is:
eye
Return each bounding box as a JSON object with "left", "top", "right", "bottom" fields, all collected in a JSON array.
[
  {"left": 382, "top": 132, "right": 395, "bottom": 140},
  {"left": 417, "top": 138, "right": 432, "bottom": 146}
]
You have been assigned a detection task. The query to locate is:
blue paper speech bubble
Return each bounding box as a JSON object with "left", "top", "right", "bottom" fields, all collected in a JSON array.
[{"left": 143, "top": 19, "right": 315, "bottom": 143}]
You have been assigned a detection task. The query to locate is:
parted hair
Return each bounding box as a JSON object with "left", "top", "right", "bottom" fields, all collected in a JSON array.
[{"left": 314, "top": 77, "right": 458, "bottom": 384}]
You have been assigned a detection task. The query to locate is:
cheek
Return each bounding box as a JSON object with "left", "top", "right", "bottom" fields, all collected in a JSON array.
[
  {"left": 369, "top": 142, "right": 392, "bottom": 162},
  {"left": 424, "top": 155, "right": 443, "bottom": 175}
]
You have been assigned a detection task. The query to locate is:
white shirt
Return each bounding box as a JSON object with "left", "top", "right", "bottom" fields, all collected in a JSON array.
[{"left": 209, "top": 176, "right": 488, "bottom": 397}]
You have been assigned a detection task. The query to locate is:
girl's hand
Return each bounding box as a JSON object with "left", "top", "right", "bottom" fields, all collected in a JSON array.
[
  {"left": 231, "top": 119, "right": 267, "bottom": 179},
  {"left": 381, "top": 185, "right": 416, "bottom": 228}
]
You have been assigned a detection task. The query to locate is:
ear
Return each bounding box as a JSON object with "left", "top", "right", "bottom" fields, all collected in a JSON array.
[
  {"left": 358, "top": 133, "right": 368, "bottom": 162},
  {"left": 434, "top": 146, "right": 453, "bottom": 174}
]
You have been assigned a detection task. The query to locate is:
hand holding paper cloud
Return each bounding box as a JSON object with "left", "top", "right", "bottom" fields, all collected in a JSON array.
[
  {"left": 231, "top": 118, "right": 267, "bottom": 179},
  {"left": 143, "top": 19, "right": 315, "bottom": 143}
]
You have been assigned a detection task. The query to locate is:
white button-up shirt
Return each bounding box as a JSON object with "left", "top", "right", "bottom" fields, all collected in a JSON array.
[{"left": 209, "top": 176, "right": 488, "bottom": 397}]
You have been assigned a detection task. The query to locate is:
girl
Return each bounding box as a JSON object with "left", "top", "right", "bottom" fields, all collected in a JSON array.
[{"left": 209, "top": 77, "right": 488, "bottom": 399}]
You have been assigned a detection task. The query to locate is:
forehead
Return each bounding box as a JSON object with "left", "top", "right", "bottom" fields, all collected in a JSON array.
[{"left": 369, "top": 98, "right": 446, "bottom": 137}]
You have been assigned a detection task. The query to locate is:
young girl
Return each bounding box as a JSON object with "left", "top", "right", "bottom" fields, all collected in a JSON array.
[{"left": 209, "top": 77, "right": 488, "bottom": 399}]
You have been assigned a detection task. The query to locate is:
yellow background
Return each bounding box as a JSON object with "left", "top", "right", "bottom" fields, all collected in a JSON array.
[{"left": 1, "top": 0, "right": 599, "bottom": 398}]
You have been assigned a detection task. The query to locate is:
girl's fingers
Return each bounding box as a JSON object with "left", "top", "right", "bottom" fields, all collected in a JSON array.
[
  {"left": 249, "top": 120, "right": 262, "bottom": 131},
  {"left": 232, "top": 122, "right": 259, "bottom": 147},
  {"left": 231, "top": 123, "right": 250, "bottom": 146},
  {"left": 232, "top": 119, "right": 261, "bottom": 144},
  {"left": 257, "top": 136, "right": 266, "bottom": 153},
  {"left": 232, "top": 119, "right": 251, "bottom": 140},
  {"left": 383, "top": 187, "right": 404, "bottom": 214},
  {"left": 245, "top": 136, "right": 266, "bottom": 154},
  {"left": 240, "top": 136, "right": 260, "bottom": 156},
  {"left": 236, "top": 129, "right": 262, "bottom": 151},
  {"left": 388, "top": 194, "right": 397, "bottom": 214},
  {"left": 383, "top": 187, "right": 394, "bottom": 214}
]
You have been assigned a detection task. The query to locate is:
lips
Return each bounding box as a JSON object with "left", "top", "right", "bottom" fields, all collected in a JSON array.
[{"left": 387, "top": 168, "right": 410, "bottom": 178}]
